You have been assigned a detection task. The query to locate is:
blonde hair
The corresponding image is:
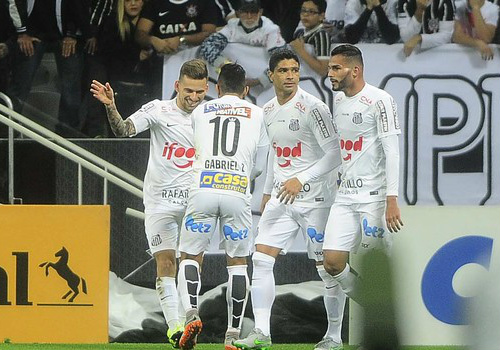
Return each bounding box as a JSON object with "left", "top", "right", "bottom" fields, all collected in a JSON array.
[{"left": 117, "top": 0, "right": 143, "bottom": 42}]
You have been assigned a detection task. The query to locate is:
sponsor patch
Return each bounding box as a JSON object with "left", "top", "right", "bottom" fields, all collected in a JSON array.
[
  {"left": 377, "top": 100, "right": 389, "bottom": 132},
  {"left": 216, "top": 106, "right": 252, "bottom": 118},
  {"left": 391, "top": 98, "right": 400, "bottom": 130},
  {"left": 200, "top": 171, "right": 248, "bottom": 194},
  {"left": 312, "top": 108, "right": 331, "bottom": 138}
]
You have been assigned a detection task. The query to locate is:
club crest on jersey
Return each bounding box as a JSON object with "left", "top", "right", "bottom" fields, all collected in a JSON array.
[
  {"left": 428, "top": 18, "right": 439, "bottom": 32},
  {"left": 186, "top": 4, "right": 198, "bottom": 17},
  {"left": 289, "top": 118, "right": 300, "bottom": 131},
  {"left": 352, "top": 112, "right": 363, "bottom": 124}
]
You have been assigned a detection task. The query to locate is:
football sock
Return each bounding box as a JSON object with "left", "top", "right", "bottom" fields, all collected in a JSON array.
[
  {"left": 226, "top": 264, "right": 249, "bottom": 332},
  {"left": 156, "top": 276, "right": 180, "bottom": 329},
  {"left": 251, "top": 252, "right": 275, "bottom": 337},
  {"left": 317, "top": 265, "right": 346, "bottom": 343},
  {"left": 178, "top": 259, "right": 201, "bottom": 312},
  {"left": 333, "top": 263, "right": 362, "bottom": 304}
]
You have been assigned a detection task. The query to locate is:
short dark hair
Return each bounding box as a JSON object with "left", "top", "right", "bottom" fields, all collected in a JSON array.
[
  {"left": 179, "top": 59, "right": 208, "bottom": 80},
  {"left": 269, "top": 48, "right": 300, "bottom": 72},
  {"left": 330, "top": 44, "right": 364, "bottom": 67},
  {"left": 217, "top": 63, "right": 246, "bottom": 95},
  {"left": 303, "top": 0, "right": 327, "bottom": 14}
]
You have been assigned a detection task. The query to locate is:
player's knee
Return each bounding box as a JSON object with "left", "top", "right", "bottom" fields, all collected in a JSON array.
[
  {"left": 252, "top": 251, "right": 275, "bottom": 272},
  {"left": 155, "top": 253, "right": 176, "bottom": 276},
  {"left": 323, "top": 256, "right": 345, "bottom": 277}
]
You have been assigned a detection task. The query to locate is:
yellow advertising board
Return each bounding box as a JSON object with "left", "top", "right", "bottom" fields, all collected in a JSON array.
[{"left": 0, "top": 205, "right": 110, "bottom": 343}]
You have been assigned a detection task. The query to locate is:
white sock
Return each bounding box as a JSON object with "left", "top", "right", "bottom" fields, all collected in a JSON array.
[
  {"left": 156, "top": 276, "right": 179, "bottom": 329},
  {"left": 177, "top": 259, "right": 201, "bottom": 312},
  {"left": 227, "top": 265, "right": 249, "bottom": 333},
  {"left": 317, "top": 265, "right": 346, "bottom": 343},
  {"left": 333, "top": 263, "right": 361, "bottom": 302},
  {"left": 251, "top": 252, "right": 275, "bottom": 337}
]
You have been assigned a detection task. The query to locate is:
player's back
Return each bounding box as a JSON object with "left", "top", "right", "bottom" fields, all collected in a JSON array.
[{"left": 191, "top": 95, "right": 266, "bottom": 199}]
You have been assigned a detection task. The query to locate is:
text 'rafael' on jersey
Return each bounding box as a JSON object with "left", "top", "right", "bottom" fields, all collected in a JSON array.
[
  {"left": 263, "top": 87, "right": 339, "bottom": 207},
  {"left": 129, "top": 99, "right": 194, "bottom": 212},
  {"left": 333, "top": 83, "right": 401, "bottom": 203},
  {"left": 140, "top": 0, "right": 217, "bottom": 39},
  {"left": 190, "top": 95, "right": 268, "bottom": 199}
]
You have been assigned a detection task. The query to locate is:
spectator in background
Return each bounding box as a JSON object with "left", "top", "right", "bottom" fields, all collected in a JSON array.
[
  {"left": 323, "top": 0, "right": 349, "bottom": 41},
  {"left": 135, "top": 0, "right": 217, "bottom": 56},
  {"left": 260, "top": 0, "right": 303, "bottom": 42},
  {"left": 452, "top": 0, "right": 499, "bottom": 59},
  {"left": 398, "top": 0, "right": 455, "bottom": 56},
  {"left": 96, "top": 0, "right": 156, "bottom": 122},
  {"left": 81, "top": 0, "right": 115, "bottom": 137},
  {"left": 214, "top": 0, "right": 239, "bottom": 29},
  {"left": 290, "top": 0, "right": 332, "bottom": 76},
  {"left": 7, "top": 0, "right": 90, "bottom": 136},
  {"left": 0, "top": 0, "right": 15, "bottom": 94},
  {"left": 343, "top": 0, "right": 400, "bottom": 43},
  {"left": 199, "top": 0, "right": 286, "bottom": 89}
]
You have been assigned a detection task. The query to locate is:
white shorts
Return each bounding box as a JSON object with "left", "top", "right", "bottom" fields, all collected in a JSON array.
[
  {"left": 323, "top": 201, "right": 392, "bottom": 253},
  {"left": 255, "top": 197, "right": 330, "bottom": 262},
  {"left": 144, "top": 203, "right": 186, "bottom": 255},
  {"left": 178, "top": 191, "right": 253, "bottom": 258}
]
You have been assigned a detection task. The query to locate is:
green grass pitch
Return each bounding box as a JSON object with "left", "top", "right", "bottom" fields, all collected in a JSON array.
[{"left": 1, "top": 344, "right": 465, "bottom": 350}]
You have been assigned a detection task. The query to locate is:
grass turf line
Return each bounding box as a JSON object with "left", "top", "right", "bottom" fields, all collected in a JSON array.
[{"left": 0, "top": 344, "right": 465, "bottom": 350}]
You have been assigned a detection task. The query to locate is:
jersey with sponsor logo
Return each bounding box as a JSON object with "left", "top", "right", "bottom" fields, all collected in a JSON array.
[
  {"left": 140, "top": 0, "right": 217, "bottom": 39},
  {"left": 129, "top": 99, "right": 194, "bottom": 212},
  {"left": 333, "top": 83, "right": 401, "bottom": 203},
  {"left": 190, "top": 95, "right": 268, "bottom": 199},
  {"left": 263, "top": 87, "right": 338, "bottom": 207}
]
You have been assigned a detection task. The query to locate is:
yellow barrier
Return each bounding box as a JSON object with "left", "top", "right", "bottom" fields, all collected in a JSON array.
[{"left": 0, "top": 205, "right": 110, "bottom": 343}]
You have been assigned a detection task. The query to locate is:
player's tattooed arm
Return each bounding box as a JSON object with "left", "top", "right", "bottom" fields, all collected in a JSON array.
[
  {"left": 90, "top": 80, "right": 136, "bottom": 137},
  {"left": 104, "top": 104, "right": 136, "bottom": 137}
]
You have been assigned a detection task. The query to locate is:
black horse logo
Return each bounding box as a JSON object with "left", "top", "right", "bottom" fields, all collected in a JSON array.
[{"left": 39, "top": 247, "right": 87, "bottom": 302}]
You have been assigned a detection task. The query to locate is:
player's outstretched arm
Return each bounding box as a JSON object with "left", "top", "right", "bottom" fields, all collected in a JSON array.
[
  {"left": 90, "top": 80, "right": 136, "bottom": 137},
  {"left": 386, "top": 195, "right": 403, "bottom": 232}
]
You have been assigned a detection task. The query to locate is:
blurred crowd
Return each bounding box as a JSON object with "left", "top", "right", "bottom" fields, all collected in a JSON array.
[{"left": 0, "top": 0, "right": 498, "bottom": 137}]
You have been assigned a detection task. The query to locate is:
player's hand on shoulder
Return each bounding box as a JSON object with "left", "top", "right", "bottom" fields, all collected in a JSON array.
[
  {"left": 277, "top": 177, "right": 303, "bottom": 205},
  {"left": 385, "top": 196, "right": 403, "bottom": 233}
]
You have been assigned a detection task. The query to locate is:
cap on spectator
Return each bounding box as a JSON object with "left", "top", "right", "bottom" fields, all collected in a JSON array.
[{"left": 237, "top": 0, "right": 261, "bottom": 12}]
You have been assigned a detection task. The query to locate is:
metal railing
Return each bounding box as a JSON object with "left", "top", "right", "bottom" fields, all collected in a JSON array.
[{"left": 0, "top": 98, "right": 144, "bottom": 204}]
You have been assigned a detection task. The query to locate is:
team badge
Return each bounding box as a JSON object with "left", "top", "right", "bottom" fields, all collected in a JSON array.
[
  {"left": 186, "top": 5, "right": 198, "bottom": 17},
  {"left": 428, "top": 18, "right": 439, "bottom": 32},
  {"left": 289, "top": 118, "right": 300, "bottom": 131},
  {"left": 352, "top": 112, "right": 363, "bottom": 124}
]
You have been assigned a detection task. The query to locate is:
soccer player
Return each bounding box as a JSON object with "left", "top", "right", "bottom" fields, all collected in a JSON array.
[
  {"left": 234, "top": 48, "right": 345, "bottom": 350},
  {"left": 176, "top": 63, "right": 269, "bottom": 350},
  {"left": 323, "top": 44, "right": 404, "bottom": 303},
  {"left": 90, "top": 59, "right": 209, "bottom": 348}
]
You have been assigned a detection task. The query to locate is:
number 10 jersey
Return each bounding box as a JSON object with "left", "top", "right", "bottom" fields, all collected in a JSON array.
[{"left": 190, "top": 95, "right": 269, "bottom": 199}]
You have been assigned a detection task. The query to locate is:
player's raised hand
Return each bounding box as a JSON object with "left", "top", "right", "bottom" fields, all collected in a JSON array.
[
  {"left": 277, "top": 177, "right": 303, "bottom": 204},
  {"left": 90, "top": 80, "right": 115, "bottom": 106},
  {"left": 385, "top": 196, "right": 403, "bottom": 233}
]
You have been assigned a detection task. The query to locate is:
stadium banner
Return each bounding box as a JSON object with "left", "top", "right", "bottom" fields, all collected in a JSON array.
[
  {"left": 162, "top": 43, "right": 500, "bottom": 205},
  {"left": 349, "top": 206, "right": 500, "bottom": 346},
  {"left": 0, "top": 205, "right": 110, "bottom": 343}
]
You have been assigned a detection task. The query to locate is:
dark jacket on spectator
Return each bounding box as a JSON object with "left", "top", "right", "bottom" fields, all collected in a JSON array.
[
  {"left": 97, "top": 16, "right": 150, "bottom": 84},
  {"left": 9, "top": 0, "right": 91, "bottom": 40}
]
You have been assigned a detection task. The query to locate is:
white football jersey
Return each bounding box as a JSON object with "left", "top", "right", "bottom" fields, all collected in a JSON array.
[
  {"left": 219, "top": 16, "right": 286, "bottom": 50},
  {"left": 190, "top": 95, "right": 268, "bottom": 199},
  {"left": 263, "top": 87, "right": 338, "bottom": 207},
  {"left": 333, "top": 83, "right": 401, "bottom": 203},
  {"left": 128, "top": 99, "right": 194, "bottom": 212}
]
